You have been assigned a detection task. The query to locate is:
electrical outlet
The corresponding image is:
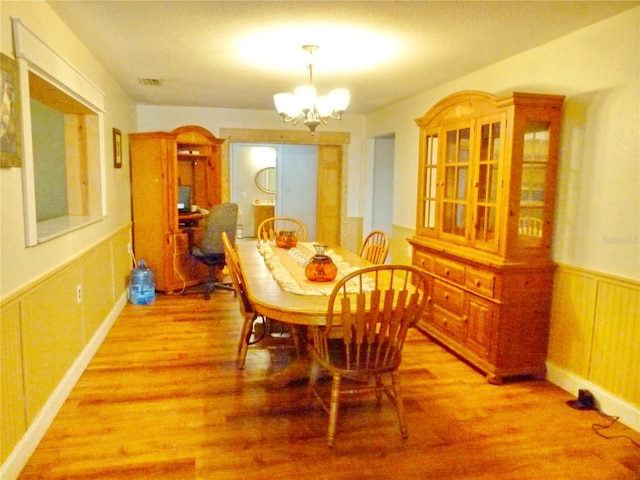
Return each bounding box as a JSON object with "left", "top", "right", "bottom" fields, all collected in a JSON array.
[{"left": 76, "top": 284, "right": 82, "bottom": 303}]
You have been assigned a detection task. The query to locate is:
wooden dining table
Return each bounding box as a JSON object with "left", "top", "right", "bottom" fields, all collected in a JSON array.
[
  {"left": 236, "top": 241, "right": 372, "bottom": 326},
  {"left": 235, "top": 240, "right": 372, "bottom": 387}
]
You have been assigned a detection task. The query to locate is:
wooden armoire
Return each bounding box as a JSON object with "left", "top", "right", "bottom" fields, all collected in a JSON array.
[
  {"left": 408, "top": 91, "right": 565, "bottom": 383},
  {"left": 129, "top": 125, "right": 224, "bottom": 293}
]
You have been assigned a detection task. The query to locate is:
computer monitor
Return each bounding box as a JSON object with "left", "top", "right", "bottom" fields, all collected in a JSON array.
[{"left": 177, "top": 185, "right": 192, "bottom": 213}]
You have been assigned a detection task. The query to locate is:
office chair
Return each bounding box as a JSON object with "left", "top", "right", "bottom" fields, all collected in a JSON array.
[{"left": 191, "top": 202, "right": 238, "bottom": 299}]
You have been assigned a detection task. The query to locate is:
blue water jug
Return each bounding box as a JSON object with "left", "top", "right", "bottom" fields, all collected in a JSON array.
[{"left": 130, "top": 259, "right": 155, "bottom": 305}]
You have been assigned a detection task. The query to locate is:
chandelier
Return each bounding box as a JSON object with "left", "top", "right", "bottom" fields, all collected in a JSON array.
[{"left": 273, "top": 45, "right": 350, "bottom": 134}]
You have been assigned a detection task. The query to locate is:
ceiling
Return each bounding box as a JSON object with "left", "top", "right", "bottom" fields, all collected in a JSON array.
[{"left": 48, "top": 1, "right": 636, "bottom": 114}]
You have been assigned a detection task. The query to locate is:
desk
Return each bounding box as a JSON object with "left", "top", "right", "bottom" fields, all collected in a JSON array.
[{"left": 236, "top": 241, "right": 371, "bottom": 326}]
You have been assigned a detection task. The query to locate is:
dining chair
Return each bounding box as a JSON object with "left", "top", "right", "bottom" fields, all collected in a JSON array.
[
  {"left": 222, "top": 231, "right": 265, "bottom": 369},
  {"left": 307, "top": 264, "right": 429, "bottom": 447},
  {"left": 518, "top": 217, "right": 543, "bottom": 237},
  {"left": 222, "top": 232, "right": 301, "bottom": 368},
  {"left": 359, "top": 230, "right": 390, "bottom": 264},
  {"left": 257, "top": 217, "right": 307, "bottom": 243}
]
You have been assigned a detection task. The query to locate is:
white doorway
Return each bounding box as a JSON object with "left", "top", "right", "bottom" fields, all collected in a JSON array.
[
  {"left": 230, "top": 143, "right": 317, "bottom": 239},
  {"left": 276, "top": 144, "right": 318, "bottom": 240},
  {"left": 371, "top": 134, "right": 394, "bottom": 236}
]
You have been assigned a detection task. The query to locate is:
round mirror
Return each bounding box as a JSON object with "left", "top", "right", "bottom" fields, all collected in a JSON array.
[{"left": 255, "top": 167, "right": 276, "bottom": 194}]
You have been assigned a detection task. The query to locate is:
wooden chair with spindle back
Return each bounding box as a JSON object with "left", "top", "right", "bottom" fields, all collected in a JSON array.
[
  {"left": 359, "top": 230, "right": 390, "bottom": 264},
  {"left": 257, "top": 217, "right": 307, "bottom": 243},
  {"left": 307, "top": 264, "right": 429, "bottom": 447}
]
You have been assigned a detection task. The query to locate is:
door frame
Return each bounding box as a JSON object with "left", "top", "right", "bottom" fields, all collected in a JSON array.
[{"left": 220, "top": 128, "right": 350, "bottom": 244}]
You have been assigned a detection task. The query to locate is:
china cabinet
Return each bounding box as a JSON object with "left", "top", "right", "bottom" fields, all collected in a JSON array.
[
  {"left": 408, "top": 91, "right": 564, "bottom": 383},
  {"left": 130, "top": 125, "right": 224, "bottom": 293}
]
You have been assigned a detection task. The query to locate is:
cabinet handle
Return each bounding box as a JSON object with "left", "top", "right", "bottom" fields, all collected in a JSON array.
[
  {"left": 463, "top": 315, "right": 468, "bottom": 322},
  {"left": 444, "top": 268, "right": 450, "bottom": 276},
  {"left": 444, "top": 293, "right": 449, "bottom": 300},
  {"left": 474, "top": 279, "right": 481, "bottom": 286}
]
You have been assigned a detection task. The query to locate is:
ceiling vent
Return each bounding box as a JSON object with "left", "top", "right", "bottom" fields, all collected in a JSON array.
[{"left": 138, "top": 78, "right": 161, "bottom": 86}]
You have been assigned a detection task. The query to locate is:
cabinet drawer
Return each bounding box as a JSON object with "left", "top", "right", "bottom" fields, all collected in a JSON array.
[
  {"left": 465, "top": 266, "right": 495, "bottom": 297},
  {"left": 431, "top": 305, "right": 467, "bottom": 341},
  {"left": 434, "top": 258, "right": 465, "bottom": 285},
  {"left": 432, "top": 280, "right": 465, "bottom": 316},
  {"left": 413, "top": 250, "right": 434, "bottom": 273}
]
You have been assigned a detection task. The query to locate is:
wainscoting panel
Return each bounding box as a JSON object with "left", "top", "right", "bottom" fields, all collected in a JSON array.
[
  {"left": 547, "top": 267, "right": 598, "bottom": 379},
  {"left": 548, "top": 264, "right": 640, "bottom": 412},
  {"left": 112, "top": 228, "right": 133, "bottom": 299},
  {"left": 591, "top": 279, "right": 640, "bottom": 402},
  {"left": 0, "top": 301, "right": 25, "bottom": 462},
  {"left": 391, "top": 224, "right": 414, "bottom": 265},
  {"left": 20, "top": 263, "right": 86, "bottom": 424},
  {"left": 82, "top": 241, "right": 118, "bottom": 340}
]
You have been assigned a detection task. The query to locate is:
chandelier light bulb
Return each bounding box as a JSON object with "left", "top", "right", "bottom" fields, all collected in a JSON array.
[
  {"left": 294, "top": 85, "right": 316, "bottom": 113},
  {"left": 273, "top": 45, "right": 349, "bottom": 134}
]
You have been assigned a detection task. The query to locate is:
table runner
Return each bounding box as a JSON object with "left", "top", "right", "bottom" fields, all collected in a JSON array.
[{"left": 256, "top": 242, "right": 372, "bottom": 295}]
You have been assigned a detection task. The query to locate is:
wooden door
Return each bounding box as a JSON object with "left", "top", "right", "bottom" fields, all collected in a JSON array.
[{"left": 316, "top": 145, "right": 341, "bottom": 245}]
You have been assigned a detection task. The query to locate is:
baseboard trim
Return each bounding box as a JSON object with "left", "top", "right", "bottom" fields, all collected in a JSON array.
[
  {"left": 0, "top": 293, "right": 128, "bottom": 480},
  {"left": 546, "top": 361, "right": 640, "bottom": 433}
]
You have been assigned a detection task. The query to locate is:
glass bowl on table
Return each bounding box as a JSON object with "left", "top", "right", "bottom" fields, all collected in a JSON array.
[
  {"left": 304, "top": 244, "right": 338, "bottom": 282},
  {"left": 275, "top": 230, "right": 298, "bottom": 248}
]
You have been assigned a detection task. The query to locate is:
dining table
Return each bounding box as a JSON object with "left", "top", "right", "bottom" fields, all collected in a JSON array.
[{"left": 235, "top": 240, "right": 373, "bottom": 387}]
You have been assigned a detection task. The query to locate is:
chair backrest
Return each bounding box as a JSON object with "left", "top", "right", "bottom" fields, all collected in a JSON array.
[
  {"left": 311, "top": 265, "right": 429, "bottom": 373},
  {"left": 197, "top": 203, "right": 239, "bottom": 254},
  {"left": 518, "top": 217, "right": 543, "bottom": 238},
  {"left": 359, "top": 230, "right": 390, "bottom": 264},
  {"left": 222, "top": 231, "right": 253, "bottom": 316},
  {"left": 257, "top": 217, "right": 307, "bottom": 242}
]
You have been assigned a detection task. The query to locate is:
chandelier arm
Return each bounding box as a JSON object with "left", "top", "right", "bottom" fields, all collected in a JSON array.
[{"left": 290, "top": 113, "right": 305, "bottom": 126}]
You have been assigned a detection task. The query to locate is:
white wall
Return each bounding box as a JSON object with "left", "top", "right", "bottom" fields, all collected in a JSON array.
[
  {"left": 0, "top": 1, "right": 137, "bottom": 299},
  {"left": 366, "top": 7, "right": 640, "bottom": 281}
]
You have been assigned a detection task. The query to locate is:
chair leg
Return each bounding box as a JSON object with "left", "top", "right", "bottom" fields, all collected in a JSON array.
[
  {"left": 391, "top": 371, "right": 409, "bottom": 440},
  {"left": 307, "top": 361, "right": 320, "bottom": 407},
  {"left": 236, "top": 314, "right": 256, "bottom": 370},
  {"left": 289, "top": 325, "right": 302, "bottom": 357},
  {"left": 375, "top": 375, "right": 383, "bottom": 406},
  {"left": 327, "top": 374, "right": 341, "bottom": 448}
]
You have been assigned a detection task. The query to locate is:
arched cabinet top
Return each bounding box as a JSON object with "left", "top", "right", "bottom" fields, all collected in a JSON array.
[{"left": 171, "top": 125, "right": 224, "bottom": 145}]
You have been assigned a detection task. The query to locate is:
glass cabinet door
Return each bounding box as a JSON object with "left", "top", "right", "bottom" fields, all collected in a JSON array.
[
  {"left": 473, "top": 116, "right": 504, "bottom": 250},
  {"left": 519, "top": 121, "right": 550, "bottom": 243},
  {"left": 441, "top": 125, "right": 471, "bottom": 238},
  {"left": 418, "top": 130, "right": 438, "bottom": 235}
]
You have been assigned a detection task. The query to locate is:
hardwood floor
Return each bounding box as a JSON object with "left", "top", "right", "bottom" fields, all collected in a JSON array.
[{"left": 18, "top": 292, "right": 640, "bottom": 479}]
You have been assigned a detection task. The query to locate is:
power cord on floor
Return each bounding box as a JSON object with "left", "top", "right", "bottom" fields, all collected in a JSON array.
[
  {"left": 591, "top": 409, "right": 640, "bottom": 449},
  {"left": 567, "top": 390, "right": 640, "bottom": 450}
]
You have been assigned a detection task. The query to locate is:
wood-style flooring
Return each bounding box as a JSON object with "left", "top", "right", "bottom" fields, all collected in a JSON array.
[{"left": 18, "top": 292, "right": 640, "bottom": 479}]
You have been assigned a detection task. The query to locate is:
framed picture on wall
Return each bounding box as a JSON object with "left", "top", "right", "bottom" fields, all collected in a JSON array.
[
  {"left": 1, "top": 52, "right": 23, "bottom": 168},
  {"left": 113, "top": 127, "right": 122, "bottom": 168}
]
